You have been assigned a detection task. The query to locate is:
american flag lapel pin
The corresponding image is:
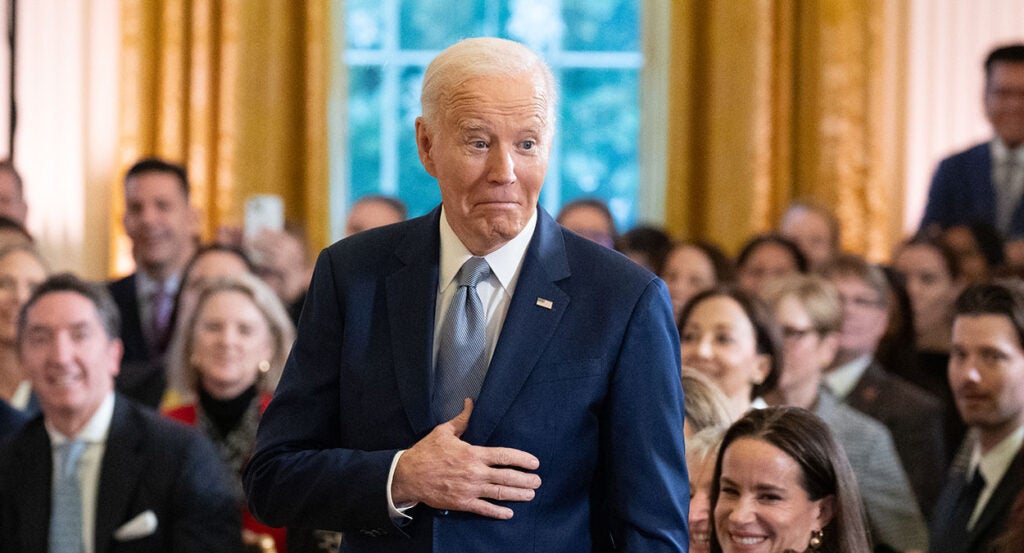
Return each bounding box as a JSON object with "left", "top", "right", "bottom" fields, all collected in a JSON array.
[{"left": 536, "top": 297, "right": 554, "bottom": 310}]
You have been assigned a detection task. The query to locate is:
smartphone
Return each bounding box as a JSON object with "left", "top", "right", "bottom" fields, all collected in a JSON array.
[{"left": 244, "top": 194, "right": 285, "bottom": 239}]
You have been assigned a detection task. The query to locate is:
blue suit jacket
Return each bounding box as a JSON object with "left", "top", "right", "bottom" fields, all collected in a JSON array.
[
  {"left": 244, "top": 207, "right": 689, "bottom": 552},
  {"left": 919, "top": 141, "right": 1024, "bottom": 238}
]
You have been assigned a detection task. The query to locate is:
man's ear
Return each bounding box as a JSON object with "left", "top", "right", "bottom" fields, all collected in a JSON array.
[{"left": 415, "top": 117, "right": 438, "bottom": 178}]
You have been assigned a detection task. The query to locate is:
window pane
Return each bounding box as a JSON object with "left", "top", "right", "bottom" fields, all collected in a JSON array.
[
  {"left": 348, "top": 66, "right": 382, "bottom": 200},
  {"left": 562, "top": 0, "right": 640, "bottom": 51},
  {"left": 400, "top": 0, "right": 488, "bottom": 50},
  {"left": 346, "top": 0, "right": 385, "bottom": 50},
  {"left": 397, "top": 67, "right": 441, "bottom": 216},
  {"left": 336, "top": 0, "right": 643, "bottom": 233},
  {"left": 559, "top": 68, "right": 640, "bottom": 229}
]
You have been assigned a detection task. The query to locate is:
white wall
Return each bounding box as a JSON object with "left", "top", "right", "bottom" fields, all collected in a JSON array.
[
  {"left": 15, "top": 0, "right": 119, "bottom": 279},
  {"left": 904, "top": 0, "right": 1024, "bottom": 234}
]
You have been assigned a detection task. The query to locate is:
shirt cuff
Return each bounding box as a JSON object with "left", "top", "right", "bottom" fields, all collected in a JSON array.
[{"left": 387, "top": 450, "right": 416, "bottom": 523}]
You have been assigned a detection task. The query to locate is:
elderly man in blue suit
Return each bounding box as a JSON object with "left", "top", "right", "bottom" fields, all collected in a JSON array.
[
  {"left": 920, "top": 44, "right": 1024, "bottom": 241},
  {"left": 244, "top": 37, "right": 689, "bottom": 552}
]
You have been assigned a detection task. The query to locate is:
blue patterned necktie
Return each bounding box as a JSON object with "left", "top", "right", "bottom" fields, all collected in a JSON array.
[
  {"left": 50, "top": 440, "right": 86, "bottom": 553},
  {"left": 434, "top": 256, "right": 492, "bottom": 422}
]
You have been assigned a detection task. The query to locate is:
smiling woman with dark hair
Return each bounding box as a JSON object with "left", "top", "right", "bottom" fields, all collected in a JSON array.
[{"left": 710, "top": 407, "right": 871, "bottom": 553}]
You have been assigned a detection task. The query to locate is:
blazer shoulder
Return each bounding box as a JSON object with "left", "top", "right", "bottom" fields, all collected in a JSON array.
[
  {"left": 865, "top": 363, "right": 943, "bottom": 413},
  {"left": 321, "top": 212, "right": 436, "bottom": 268},
  {"left": 117, "top": 396, "right": 208, "bottom": 453},
  {"left": 942, "top": 141, "right": 991, "bottom": 163},
  {"left": 558, "top": 226, "right": 658, "bottom": 291}
]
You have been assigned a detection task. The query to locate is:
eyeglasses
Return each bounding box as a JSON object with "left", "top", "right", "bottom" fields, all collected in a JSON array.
[
  {"left": 781, "top": 325, "right": 818, "bottom": 341},
  {"left": 839, "top": 294, "right": 886, "bottom": 310}
]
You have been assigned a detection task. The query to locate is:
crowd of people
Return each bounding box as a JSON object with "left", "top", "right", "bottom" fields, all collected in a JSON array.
[{"left": 0, "top": 36, "right": 1023, "bottom": 553}]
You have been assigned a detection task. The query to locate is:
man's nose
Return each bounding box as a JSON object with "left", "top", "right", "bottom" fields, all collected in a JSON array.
[
  {"left": 487, "top": 146, "right": 516, "bottom": 184},
  {"left": 51, "top": 332, "right": 75, "bottom": 363}
]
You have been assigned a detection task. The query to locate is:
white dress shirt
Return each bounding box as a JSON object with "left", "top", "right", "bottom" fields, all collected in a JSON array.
[
  {"left": 966, "top": 424, "right": 1024, "bottom": 529},
  {"left": 10, "top": 379, "right": 32, "bottom": 410},
  {"left": 823, "top": 353, "right": 872, "bottom": 400},
  {"left": 45, "top": 392, "right": 116, "bottom": 553},
  {"left": 387, "top": 207, "right": 539, "bottom": 521}
]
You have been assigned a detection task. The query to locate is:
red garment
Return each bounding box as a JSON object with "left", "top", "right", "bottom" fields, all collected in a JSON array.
[{"left": 165, "top": 395, "right": 286, "bottom": 552}]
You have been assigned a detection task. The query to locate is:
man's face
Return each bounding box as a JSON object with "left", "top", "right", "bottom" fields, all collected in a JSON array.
[
  {"left": 416, "top": 72, "right": 552, "bottom": 255},
  {"left": 780, "top": 209, "right": 834, "bottom": 270},
  {"left": 345, "top": 200, "right": 404, "bottom": 236},
  {"left": 19, "top": 291, "right": 122, "bottom": 424},
  {"left": 123, "top": 171, "right": 197, "bottom": 277},
  {"left": 559, "top": 205, "right": 615, "bottom": 248},
  {"left": 949, "top": 314, "right": 1024, "bottom": 438},
  {"left": 985, "top": 61, "right": 1024, "bottom": 148},
  {"left": 830, "top": 275, "right": 888, "bottom": 358}
]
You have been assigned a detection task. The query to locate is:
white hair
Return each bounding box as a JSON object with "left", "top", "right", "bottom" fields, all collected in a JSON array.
[{"left": 420, "top": 37, "right": 558, "bottom": 127}]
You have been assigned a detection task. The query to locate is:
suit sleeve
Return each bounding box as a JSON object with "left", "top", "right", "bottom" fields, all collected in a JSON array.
[
  {"left": 243, "top": 249, "right": 399, "bottom": 533},
  {"left": 172, "top": 432, "right": 244, "bottom": 553},
  {"left": 920, "top": 157, "right": 955, "bottom": 232},
  {"left": 603, "top": 279, "right": 689, "bottom": 551},
  {"left": 856, "top": 424, "right": 929, "bottom": 551}
]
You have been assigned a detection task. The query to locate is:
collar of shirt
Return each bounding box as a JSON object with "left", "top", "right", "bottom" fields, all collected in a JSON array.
[
  {"left": 969, "top": 424, "right": 1024, "bottom": 486},
  {"left": 45, "top": 392, "right": 116, "bottom": 446},
  {"left": 45, "top": 392, "right": 114, "bottom": 553},
  {"left": 11, "top": 379, "right": 32, "bottom": 410},
  {"left": 135, "top": 270, "right": 181, "bottom": 306},
  {"left": 992, "top": 138, "right": 1024, "bottom": 166},
  {"left": 438, "top": 206, "right": 538, "bottom": 299},
  {"left": 822, "top": 354, "right": 872, "bottom": 400},
  {"left": 966, "top": 424, "right": 1024, "bottom": 527}
]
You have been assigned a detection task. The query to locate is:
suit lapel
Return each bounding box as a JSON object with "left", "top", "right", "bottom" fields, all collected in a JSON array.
[
  {"left": 464, "top": 209, "right": 570, "bottom": 445},
  {"left": 387, "top": 209, "right": 442, "bottom": 437},
  {"left": 94, "top": 397, "right": 144, "bottom": 553},
  {"left": 965, "top": 446, "right": 1024, "bottom": 551},
  {"left": 12, "top": 419, "right": 52, "bottom": 552}
]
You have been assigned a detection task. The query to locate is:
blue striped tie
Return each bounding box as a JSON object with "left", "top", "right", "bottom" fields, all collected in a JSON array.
[
  {"left": 49, "top": 440, "right": 86, "bottom": 553},
  {"left": 434, "top": 256, "right": 491, "bottom": 421}
]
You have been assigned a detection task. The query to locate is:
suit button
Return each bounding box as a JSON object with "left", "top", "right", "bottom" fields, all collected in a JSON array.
[{"left": 439, "top": 510, "right": 449, "bottom": 516}]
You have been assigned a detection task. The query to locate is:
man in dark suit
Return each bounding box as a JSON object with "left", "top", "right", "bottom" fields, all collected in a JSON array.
[
  {"left": 0, "top": 273, "right": 241, "bottom": 552},
  {"left": 919, "top": 44, "right": 1024, "bottom": 240},
  {"left": 244, "top": 37, "right": 689, "bottom": 552},
  {"left": 822, "top": 254, "right": 947, "bottom": 519},
  {"left": 109, "top": 158, "right": 198, "bottom": 408},
  {"left": 0, "top": 398, "right": 27, "bottom": 441},
  {"left": 929, "top": 281, "right": 1024, "bottom": 553}
]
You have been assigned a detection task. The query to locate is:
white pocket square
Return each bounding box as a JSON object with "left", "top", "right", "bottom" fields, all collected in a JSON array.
[{"left": 113, "top": 510, "right": 158, "bottom": 541}]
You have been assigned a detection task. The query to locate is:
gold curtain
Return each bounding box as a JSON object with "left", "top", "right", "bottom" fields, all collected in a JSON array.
[
  {"left": 665, "top": 0, "right": 907, "bottom": 261},
  {"left": 113, "top": 0, "right": 330, "bottom": 276}
]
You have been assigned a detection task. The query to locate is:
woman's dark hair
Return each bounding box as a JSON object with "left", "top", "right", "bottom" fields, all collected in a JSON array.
[
  {"left": 616, "top": 225, "right": 673, "bottom": 274},
  {"left": 672, "top": 240, "right": 737, "bottom": 284},
  {"left": 677, "top": 285, "right": 781, "bottom": 399},
  {"left": 896, "top": 234, "right": 962, "bottom": 280},
  {"left": 736, "top": 233, "right": 809, "bottom": 274},
  {"left": 709, "top": 407, "right": 870, "bottom": 553}
]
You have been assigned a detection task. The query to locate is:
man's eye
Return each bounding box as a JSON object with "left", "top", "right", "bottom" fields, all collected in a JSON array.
[{"left": 522, "top": 140, "right": 534, "bottom": 150}]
